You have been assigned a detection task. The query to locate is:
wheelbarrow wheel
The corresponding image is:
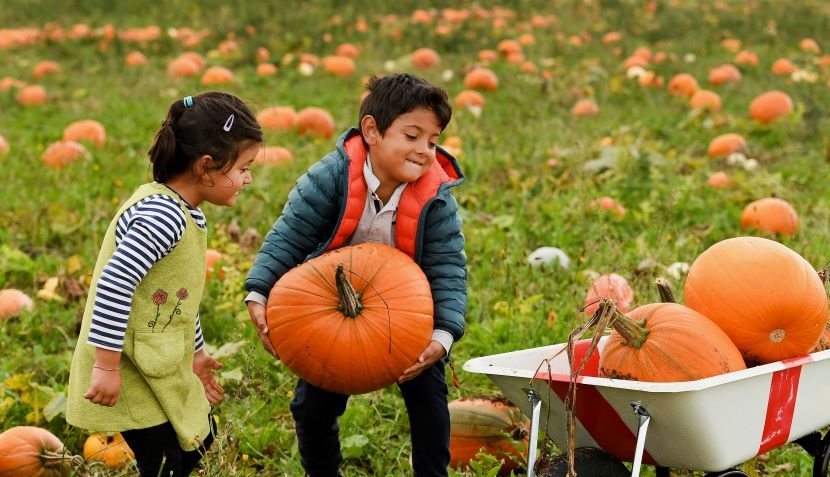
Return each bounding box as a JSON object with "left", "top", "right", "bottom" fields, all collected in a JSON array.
[
  {"left": 814, "top": 430, "right": 830, "bottom": 477},
  {"left": 535, "top": 446, "right": 629, "bottom": 477},
  {"left": 702, "top": 471, "right": 749, "bottom": 477}
]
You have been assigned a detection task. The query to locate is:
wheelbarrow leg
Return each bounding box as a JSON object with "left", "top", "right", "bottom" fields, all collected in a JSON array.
[
  {"left": 630, "top": 401, "right": 652, "bottom": 477},
  {"left": 524, "top": 386, "right": 543, "bottom": 477}
]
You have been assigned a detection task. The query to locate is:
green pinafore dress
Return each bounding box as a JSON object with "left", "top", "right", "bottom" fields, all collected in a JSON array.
[{"left": 67, "top": 182, "right": 211, "bottom": 450}]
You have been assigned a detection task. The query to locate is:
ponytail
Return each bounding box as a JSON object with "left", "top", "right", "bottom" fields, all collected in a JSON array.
[{"left": 147, "top": 92, "right": 263, "bottom": 183}]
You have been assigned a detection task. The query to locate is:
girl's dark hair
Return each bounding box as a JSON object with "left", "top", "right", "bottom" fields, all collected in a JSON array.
[
  {"left": 148, "top": 91, "right": 263, "bottom": 182},
  {"left": 358, "top": 73, "right": 452, "bottom": 135}
]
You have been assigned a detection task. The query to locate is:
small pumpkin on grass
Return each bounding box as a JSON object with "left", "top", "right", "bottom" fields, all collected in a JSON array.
[
  {"left": 296, "top": 107, "right": 335, "bottom": 139},
  {"left": 684, "top": 236, "right": 827, "bottom": 364},
  {"left": 82, "top": 432, "right": 134, "bottom": 469},
  {"left": 449, "top": 395, "right": 528, "bottom": 475},
  {"left": 266, "top": 243, "right": 433, "bottom": 395},
  {"left": 740, "top": 197, "right": 798, "bottom": 236},
  {"left": 0, "top": 426, "right": 80, "bottom": 476}
]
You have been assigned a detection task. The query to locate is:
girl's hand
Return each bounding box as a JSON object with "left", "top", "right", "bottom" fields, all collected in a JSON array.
[
  {"left": 247, "top": 301, "right": 279, "bottom": 358},
  {"left": 83, "top": 367, "right": 122, "bottom": 407},
  {"left": 398, "top": 341, "right": 446, "bottom": 384},
  {"left": 193, "top": 349, "right": 224, "bottom": 405}
]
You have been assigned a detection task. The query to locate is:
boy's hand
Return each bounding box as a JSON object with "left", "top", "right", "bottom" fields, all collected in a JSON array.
[
  {"left": 398, "top": 340, "right": 445, "bottom": 384},
  {"left": 193, "top": 349, "right": 224, "bottom": 405},
  {"left": 83, "top": 367, "right": 122, "bottom": 407},
  {"left": 247, "top": 301, "right": 279, "bottom": 358}
]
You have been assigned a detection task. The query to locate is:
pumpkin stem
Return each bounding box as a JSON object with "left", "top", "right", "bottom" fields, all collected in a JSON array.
[
  {"left": 655, "top": 277, "right": 676, "bottom": 303},
  {"left": 336, "top": 264, "right": 363, "bottom": 318},
  {"left": 598, "top": 300, "right": 650, "bottom": 349}
]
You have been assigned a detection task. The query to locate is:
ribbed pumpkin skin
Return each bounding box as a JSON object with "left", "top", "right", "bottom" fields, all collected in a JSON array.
[
  {"left": 684, "top": 236, "right": 827, "bottom": 364},
  {"left": 0, "top": 426, "right": 68, "bottom": 477},
  {"left": 449, "top": 397, "right": 525, "bottom": 437},
  {"left": 599, "top": 303, "right": 746, "bottom": 382},
  {"left": 266, "top": 243, "right": 433, "bottom": 395},
  {"left": 448, "top": 397, "right": 528, "bottom": 475}
]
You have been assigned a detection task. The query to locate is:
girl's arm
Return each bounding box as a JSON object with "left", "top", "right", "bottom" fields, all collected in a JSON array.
[{"left": 83, "top": 347, "right": 122, "bottom": 406}]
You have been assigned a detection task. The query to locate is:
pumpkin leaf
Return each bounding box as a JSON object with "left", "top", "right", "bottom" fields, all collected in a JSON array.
[
  {"left": 583, "top": 145, "right": 623, "bottom": 173},
  {"left": 341, "top": 434, "right": 369, "bottom": 459},
  {"left": 4, "top": 372, "right": 36, "bottom": 391},
  {"left": 0, "top": 245, "right": 35, "bottom": 283},
  {"left": 209, "top": 340, "right": 247, "bottom": 360},
  {"left": 46, "top": 202, "right": 84, "bottom": 235},
  {"left": 43, "top": 393, "right": 67, "bottom": 421},
  {"left": 66, "top": 255, "right": 83, "bottom": 274},
  {"left": 219, "top": 367, "right": 244, "bottom": 383}
]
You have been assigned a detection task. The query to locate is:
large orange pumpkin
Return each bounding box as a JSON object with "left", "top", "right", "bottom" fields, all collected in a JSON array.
[
  {"left": 667, "top": 73, "right": 698, "bottom": 97},
  {"left": 707, "top": 133, "right": 746, "bottom": 158},
  {"left": 82, "top": 432, "right": 134, "bottom": 468},
  {"left": 0, "top": 426, "right": 72, "bottom": 476},
  {"left": 257, "top": 106, "right": 298, "bottom": 131},
  {"left": 449, "top": 396, "right": 528, "bottom": 475},
  {"left": 598, "top": 300, "right": 746, "bottom": 381},
  {"left": 684, "top": 236, "right": 827, "bottom": 364},
  {"left": 266, "top": 243, "right": 433, "bottom": 394}
]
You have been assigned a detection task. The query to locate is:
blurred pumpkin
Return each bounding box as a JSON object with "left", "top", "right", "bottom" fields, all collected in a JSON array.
[
  {"left": 584, "top": 273, "right": 633, "bottom": 316},
  {"left": 254, "top": 146, "right": 293, "bottom": 165},
  {"left": 201, "top": 66, "right": 235, "bottom": 85},
  {"left": 63, "top": 119, "right": 106, "bottom": 148},
  {"left": 32, "top": 60, "right": 61, "bottom": 80},
  {"left": 706, "top": 171, "right": 732, "bottom": 189},
  {"left": 41, "top": 140, "right": 89, "bottom": 168},
  {"left": 708, "top": 64, "right": 741, "bottom": 86},
  {"left": 257, "top": 106, "right": 298, "bottom": 131},
  {"left": 83, "top": 432, "right": 134, "bottom": 469},
  {"left": 740, "top": 197, "right": 798, "bottom": 236},
  {"left": 322, "top": 55, "right": 355, "bottom": 76},
  {"left": 570, "top": 98, "right": 599, "bottom": 117},
  {"left": 667, "top": 73, "right": 699, "bottom": 97},
  {"left": 296, "top": 107, "right": 335, "bottom": 139},
  {"left": 707, "top": 133, "right": 745, "bottom": 158},
  {"left": 124, "top": 51, "right": 148, "bottom": 67},
  {"left": 748, "top": 90, "right": 793, "bottom": 124},
  {"left": 449, "top": 396, "right": 528, "bottom": 475},
  {"left": 205, "top": 249, "right": 224, "bottom": 280},
  {"left": 463, "top": 67, "right": 498, "bottom": 91},
  {"left": 16, "top": 85, "right": 48, "bottom": 106},
  {"left": 771, "top": 58, "right": 797, "bottom": 76},
  {"left": 0, "top": 289, "right": 34, "bottom": 319},
  {"left": 454, "top": 90, "right": 485, "bottom": 109},
  {"left": 411, "top": 47, "right": 440, "bottom": 69},
  {"left": 689, "top": 89, "right": 721, "bottom": 112}
]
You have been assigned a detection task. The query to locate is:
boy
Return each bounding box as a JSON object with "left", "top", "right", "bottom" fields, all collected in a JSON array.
[{"left": 245, "top": 73, "right": 467, "bottom": 477}]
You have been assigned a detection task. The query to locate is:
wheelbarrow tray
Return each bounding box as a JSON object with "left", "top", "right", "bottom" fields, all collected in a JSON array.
[{"left": 463, "top": 336, "right": 830, "bottom": 472}]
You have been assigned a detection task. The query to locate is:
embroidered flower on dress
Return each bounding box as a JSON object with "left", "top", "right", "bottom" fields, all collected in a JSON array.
[
  {"left": 152, "top": 289, "right": 168, "bottom": 305},
  {"left": 176, "top": 288, "right": 189, "bottom": 300}
]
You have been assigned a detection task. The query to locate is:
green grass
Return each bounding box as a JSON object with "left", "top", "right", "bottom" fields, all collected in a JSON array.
[{"left": 2, "top": 0, "right": 830, "bottom": 475}]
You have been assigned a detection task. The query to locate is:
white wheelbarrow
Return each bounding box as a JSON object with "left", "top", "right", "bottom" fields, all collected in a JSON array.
[{"left": 463, "top": 336, "right": 830, "bottom": 477}]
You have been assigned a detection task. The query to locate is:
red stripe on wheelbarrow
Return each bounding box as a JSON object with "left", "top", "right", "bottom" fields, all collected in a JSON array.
[
  {"left": 757, "top": 355, "right": 813, "bottom": 455},
  {"left": 536, "top": 339, "right": 657, "bottom": 465}
]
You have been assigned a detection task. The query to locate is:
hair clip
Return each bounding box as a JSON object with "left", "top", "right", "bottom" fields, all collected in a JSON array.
[
  {"left": 223, "top": 114, "right": 234, "bottom": 132},
  {"left": 183, "top": 96, "right": 194, "bottom": 108}
]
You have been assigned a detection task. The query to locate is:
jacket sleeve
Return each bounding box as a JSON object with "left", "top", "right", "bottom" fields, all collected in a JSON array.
[
  {"left": 419, "top": 191, "right": 467, "bottom": 342},
  {"left": 244, "top": 154, "right": 343, "bottom": 297}
]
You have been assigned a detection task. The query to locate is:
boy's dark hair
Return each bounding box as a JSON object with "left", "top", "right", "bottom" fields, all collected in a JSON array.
[
  {"left": 149, "top": 91, "right": 263, "bottom": 183},
  {"left": 359, "top": 73, "right": 452, "bottom": 135}
]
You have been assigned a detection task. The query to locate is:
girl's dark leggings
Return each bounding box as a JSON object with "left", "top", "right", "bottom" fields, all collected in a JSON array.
[{"left": 121, "top": 416, "right": 216, "bottom": 477}]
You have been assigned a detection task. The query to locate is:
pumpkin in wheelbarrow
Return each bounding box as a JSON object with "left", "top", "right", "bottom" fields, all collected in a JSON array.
[
  {"left": 596, "top": 300, "right": 747, "bottom": 382},
  {"left": 449, "top": 395, "right": 529, "bottom": 475},
  {"left": 685, "top": 236, "right": 828, "bottom": 364},
  {"left": 266, "top": 243, "right": 433, "bottom": 395}
]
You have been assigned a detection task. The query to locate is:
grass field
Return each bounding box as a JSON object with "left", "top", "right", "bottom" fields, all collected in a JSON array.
[{"left": 1, "top": 0, "right": 829, "bottom": 475}]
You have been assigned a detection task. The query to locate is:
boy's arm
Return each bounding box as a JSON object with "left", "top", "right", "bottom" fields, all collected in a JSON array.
[
  {"left": 419, "top": 192, "right": 468, "bottom": 350},
  {"left": 245, "top": 155, "right": 343, "bottom": 296}
]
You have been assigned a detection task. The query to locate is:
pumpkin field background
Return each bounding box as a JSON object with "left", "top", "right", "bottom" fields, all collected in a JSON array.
[{"left": 2, "top": 0, "right": 830, "bottom": 475}]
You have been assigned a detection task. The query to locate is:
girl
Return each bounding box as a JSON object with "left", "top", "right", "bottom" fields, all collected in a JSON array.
[{"left": 67, "top": 91, "right": 263, "bottom": 477}]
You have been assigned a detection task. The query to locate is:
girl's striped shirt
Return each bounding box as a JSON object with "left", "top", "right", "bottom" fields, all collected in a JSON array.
[{"left": 87, "top": 194, "right": 206, "bottom": 352}]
